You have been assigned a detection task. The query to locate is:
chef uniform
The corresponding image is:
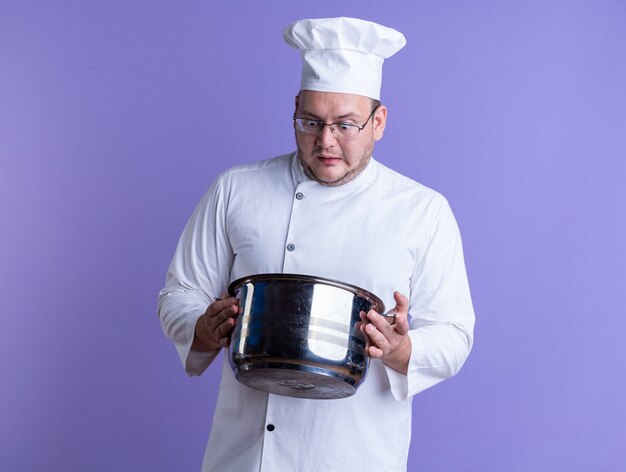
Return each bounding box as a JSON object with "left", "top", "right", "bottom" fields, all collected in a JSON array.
[{"left": 158, "top": 17, "right": 475, "bottom": 472}]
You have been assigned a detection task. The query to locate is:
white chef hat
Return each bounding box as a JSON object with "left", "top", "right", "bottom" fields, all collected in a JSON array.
[{"left": 282, "top": 17, "right": 406, "bottom": 100}]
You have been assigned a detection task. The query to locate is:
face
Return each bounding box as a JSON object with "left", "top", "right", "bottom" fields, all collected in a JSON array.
[{"left": 294, "top": 90, "right": 387, "bottom": 187}]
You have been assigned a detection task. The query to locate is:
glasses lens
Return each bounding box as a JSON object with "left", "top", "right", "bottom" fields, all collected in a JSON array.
[
  {"left": 294, "top": 119, "right": 360, "bottom": 140},
  {"left": 296, "top": 119, "right": 321, "bottom": 134},
  {"left": 333, "top": 123, "right": 359, "bottom": 139}
]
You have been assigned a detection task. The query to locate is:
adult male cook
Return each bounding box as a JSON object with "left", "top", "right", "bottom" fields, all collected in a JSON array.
[{"left": 158, "top": 17, "right": 475, "bottom": 472}]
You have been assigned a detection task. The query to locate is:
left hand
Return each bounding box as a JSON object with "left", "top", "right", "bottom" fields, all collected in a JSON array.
[{"left": 359, "top": 291, "right": 411, "bottom": 374}]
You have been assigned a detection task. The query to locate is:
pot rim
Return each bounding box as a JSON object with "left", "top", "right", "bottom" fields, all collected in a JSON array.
[{"left": 228, "top": 273, "right": 385, "bottom": 313}]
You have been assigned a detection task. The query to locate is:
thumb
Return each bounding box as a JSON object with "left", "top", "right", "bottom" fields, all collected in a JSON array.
[
  {"left": 392, "top": 291, "right": 409, "bottom": 314},
  {"left": 392, "top": 291, "right": 410, "bottom": 335}
]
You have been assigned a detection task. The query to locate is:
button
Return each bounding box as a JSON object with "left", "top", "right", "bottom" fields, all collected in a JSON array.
[
  {"left": 286, "top": 243, "right": 295, "bottom": 251},
  {"left": 295, "top": 192, "right": 304, "bottom": 200},
  {"left": 266, "top": 424, "right": 275, "bottom": 432}
]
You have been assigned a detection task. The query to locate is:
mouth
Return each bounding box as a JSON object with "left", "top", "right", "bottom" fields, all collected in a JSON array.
[{"left": 317, "top": 155, "right": 342, "bottom": 165}]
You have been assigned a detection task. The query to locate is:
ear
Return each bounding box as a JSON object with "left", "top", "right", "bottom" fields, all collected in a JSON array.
[
  {"left": 373, "top": 105, "right": 387, "bottom": 141},
  {"left": 293, "top": 95, "right": 300, "bottom": 130}
]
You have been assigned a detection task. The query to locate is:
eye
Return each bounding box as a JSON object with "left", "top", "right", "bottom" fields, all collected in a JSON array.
[
  {"left": 303, "top": 119, "right": 321, "bottom": 129},
  {"left": 336, "top": 123, "right": 354, "bottom": 131}
]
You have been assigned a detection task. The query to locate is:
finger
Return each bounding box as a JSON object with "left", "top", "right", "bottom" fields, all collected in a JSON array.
[
  {"left": 213, "top": 318, "right": 237, "bottom": 348},
  {"left": 201, "top": 301, "right": 238, "bottom": 343},
  {"left": 207, "top": 297, "right": 239, "bottom": 317},
  {"left": 390, "top": 292, "right": 410, "bottom": 335},
  {"left": 358, "top": 311, "right": 372, "bottom": 346},
  {"left": 216, "top": 316, "right": 236, "bottom": 336},
  {"left": 365, "top": 320, "right": 390, "bottom": 353},
  {"left": 366, "top": 309, "right": 394, "bottom": 335},
  {"left": 392, "top": 291, "right": 409, "bottom": 315},
  {"left": 393, "top": 316, "right": 410, "bottom": 336},
  {"left": 220, "top": 303, "right": 239, "bottom": 319},
  {"left": 367, "top": 344, "right": 383, "bottom": 358},
  {"left": 358, "top": 311, "right": 372, "bottom": 348},
  {"left": 390, "top": 307, "right": 410, "bottom": 336},
  {"left": 208, "top": 303, "right": 239, "bottom": 331}
]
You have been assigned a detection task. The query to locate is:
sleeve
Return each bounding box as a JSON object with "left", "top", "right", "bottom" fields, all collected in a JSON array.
[
  {"left": 157, "top": 176, "right": 235, "bottom": 376},
  {"left": 385, "top": 197, "right": 475, "bottom": 400}
]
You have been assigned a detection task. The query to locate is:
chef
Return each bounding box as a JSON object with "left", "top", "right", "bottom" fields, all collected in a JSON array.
[{"left": 158, "top": 17, "right": 475, "bottom": 472}]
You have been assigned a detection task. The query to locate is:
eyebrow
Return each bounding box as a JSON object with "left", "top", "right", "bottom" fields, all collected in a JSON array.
[{"left": 298, "top": 109, "right": 360, "bottom": 121}]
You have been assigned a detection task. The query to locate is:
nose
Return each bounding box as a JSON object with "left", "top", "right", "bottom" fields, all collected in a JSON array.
[{"left": 317, "top": 124, "right": 337, "bottom": 147}]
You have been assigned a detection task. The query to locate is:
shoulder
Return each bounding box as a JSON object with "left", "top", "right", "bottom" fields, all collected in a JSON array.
[
  {"left": 216, "top": 153, "right": 294, "bottom": 184},
  {"left": 371, "top": 160, "right": 461, "bottom": 243},
  {"left": 203, "top": 152, "right": 295, "bottom": 208},
  {"left": 373, "top": 159, "right": 448, "bottom": 210}
]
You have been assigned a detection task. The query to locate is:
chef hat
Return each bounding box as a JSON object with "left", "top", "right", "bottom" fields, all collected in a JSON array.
[{"left": 283, "top": 17, "right": 406, "bottom": 100}]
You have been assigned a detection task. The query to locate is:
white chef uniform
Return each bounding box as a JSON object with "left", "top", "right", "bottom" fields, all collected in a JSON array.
[{"left": 158, "top": 152, "right": 475, "bottom": 471}]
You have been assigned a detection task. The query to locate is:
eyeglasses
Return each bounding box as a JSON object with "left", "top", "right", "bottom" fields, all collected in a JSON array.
[{"left": 293, "top": 106, "right": 379, "bottom": 141}]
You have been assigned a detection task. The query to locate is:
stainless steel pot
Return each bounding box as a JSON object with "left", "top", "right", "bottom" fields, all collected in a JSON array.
[{"left": 228, "top": 273, "right": 385, "bottom": 399}]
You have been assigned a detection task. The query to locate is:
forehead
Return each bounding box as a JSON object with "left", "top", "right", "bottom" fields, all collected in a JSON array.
[{"left": 297, "top": 90, "right": 372, "bottom": 118}]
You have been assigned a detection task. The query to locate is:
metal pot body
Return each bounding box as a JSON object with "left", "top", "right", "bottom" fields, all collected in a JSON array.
[{"left": 228, "top": 274, "right": 385, "bottom": 399}]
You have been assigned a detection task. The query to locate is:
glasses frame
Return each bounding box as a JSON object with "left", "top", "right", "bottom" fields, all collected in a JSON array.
[{"left": 293, "top": 106, "right": 380, "bottom": 140}]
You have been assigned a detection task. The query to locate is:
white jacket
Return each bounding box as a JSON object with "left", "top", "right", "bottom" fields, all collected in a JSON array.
[{"left": 158, "top": 152, "right": 475, "bottom": 472}]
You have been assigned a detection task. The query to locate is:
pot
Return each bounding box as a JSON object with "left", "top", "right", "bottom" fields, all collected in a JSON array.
[{"left": 227, "top": 273, "right": 385, "bottom": 399}]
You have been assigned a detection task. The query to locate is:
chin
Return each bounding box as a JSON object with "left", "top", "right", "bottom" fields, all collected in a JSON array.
[
  {"left": 317, "top": 173, "right": 354, "bottom": 187},
  {"left": 313, "top": 169, "right": 347, "bottom": 185}
]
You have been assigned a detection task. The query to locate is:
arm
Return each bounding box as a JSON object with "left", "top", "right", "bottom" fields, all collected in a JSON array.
[
  {"left": 363, "top": 198, "right": 475, "bottom": 399},
  {"left": 157, "top": 177, "right": 236, "bottom": 376}
]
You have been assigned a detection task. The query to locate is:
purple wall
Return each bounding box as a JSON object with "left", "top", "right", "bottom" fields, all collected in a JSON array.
[{"left": 2, "top": 1, "right": 625, "bottom": 470}]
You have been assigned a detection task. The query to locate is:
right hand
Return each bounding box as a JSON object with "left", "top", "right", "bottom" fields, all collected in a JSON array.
[{"left": 192, "top": 297, "right": 240, "bottom": 351}]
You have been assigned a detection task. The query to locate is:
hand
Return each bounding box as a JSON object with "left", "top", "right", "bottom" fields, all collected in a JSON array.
[
  {"left": 359, "top": 291, "right": 411, "bottom": 374},
  {"left": 192, "top": 297, "right": 240, "bottom": 351}
]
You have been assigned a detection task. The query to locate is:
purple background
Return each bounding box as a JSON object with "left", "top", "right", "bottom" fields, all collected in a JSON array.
[{"left": 2, "top": 1, "right": 625, "bottom": 470}]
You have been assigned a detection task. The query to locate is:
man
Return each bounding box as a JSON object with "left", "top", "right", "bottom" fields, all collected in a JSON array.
[{"left": 158, "top": 17, "right": 475, "bottom": 472}]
